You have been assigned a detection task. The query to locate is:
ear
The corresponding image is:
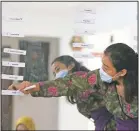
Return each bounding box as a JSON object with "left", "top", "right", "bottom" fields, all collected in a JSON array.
[
  {"left": 120, "top": 69, "right": 127, "bottom": 76},
  {"left": 67, "top": 63, "right": 75, "bottom": 71}
]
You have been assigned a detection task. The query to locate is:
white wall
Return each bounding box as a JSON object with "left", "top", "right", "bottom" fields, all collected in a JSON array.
[
  {"left": 2, "top": 36, "right": 60, "bottom": 130},
  {"left": 2, "top": 2, "right": 137, "bottom": 130}
]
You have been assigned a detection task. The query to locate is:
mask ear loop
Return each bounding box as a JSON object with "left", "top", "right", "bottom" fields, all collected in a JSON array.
[{"left": 112, "top": 71, "right": 123, "bottom": 82}]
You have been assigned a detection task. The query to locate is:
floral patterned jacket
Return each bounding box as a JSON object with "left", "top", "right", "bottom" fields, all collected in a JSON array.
[{"left": 31, "top": 69, "right": 138, "bottom": 130}]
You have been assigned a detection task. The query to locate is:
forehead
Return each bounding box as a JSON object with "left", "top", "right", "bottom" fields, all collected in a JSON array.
[
  {"left": 102, "top": 54, "right": 114, "bottom": 68},
  {"left": 51, "top": 61, "right": 67, "bottom": 70}
]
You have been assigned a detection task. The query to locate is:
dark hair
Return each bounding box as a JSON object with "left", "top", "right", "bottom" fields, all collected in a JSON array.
[
  {"left": 52, "top": 55, "right": 90, "bottom": 72},
  {"left": 104, "top": 43, "right": 138, "bottom": 103},
  {"left": 51, "top": 55, "right": 90, "bottom": 104}
]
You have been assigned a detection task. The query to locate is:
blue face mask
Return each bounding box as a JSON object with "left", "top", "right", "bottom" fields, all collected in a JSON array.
[
  {"left": 55, "top": 70, "right": 68, "bottom": 79},
  {"left": 99, "top": 68, "right": 112, "bottom": 83}
]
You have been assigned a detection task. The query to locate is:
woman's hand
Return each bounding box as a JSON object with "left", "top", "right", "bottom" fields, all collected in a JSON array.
[
  {"left": 18, "top": 81, "right": 32, "bottom": 94},
  {"left": 8, "top": 81, "right": 31, "bottom": 94},
  {"left": 8, "top": 83, "right": 18, "bottom": 90},
  {"left": 8, "top": 81, "right": 40, "bottom": 94}
]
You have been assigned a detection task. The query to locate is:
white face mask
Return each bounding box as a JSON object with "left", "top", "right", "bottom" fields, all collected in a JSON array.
[
  {"left": 55, "top": 70, "right": 68, "bottom": 79},
  {"left": 99, "top": 68, "right": 113, "bottom": 83}
]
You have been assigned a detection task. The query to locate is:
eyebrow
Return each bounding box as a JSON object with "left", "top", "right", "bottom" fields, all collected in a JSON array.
[
  {"left": 52, "top": 66, "right": 59, "bottom": 76},
  {"left": 102, "top": 61, "right": 109, "bottom": 68},
  {"left": 55, "top": 66, "right": 59, "bottom": 70}
]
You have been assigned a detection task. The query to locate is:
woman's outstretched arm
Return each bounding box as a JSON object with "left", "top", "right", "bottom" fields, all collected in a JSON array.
[{"left": 8, "top": 69, "right": 105, "bottom": 98}]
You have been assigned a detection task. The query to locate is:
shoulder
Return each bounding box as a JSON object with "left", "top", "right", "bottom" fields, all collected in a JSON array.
[
  {"left": 72, "top": 69, "right": 99, "bottom": 82},
  {"left": 73, "top": 69, "right": 106, "bottom": 87},
  {"left": 87, "top": 69, "right": 103, "bottom": 86},
  {"left": 88, "top": 69, "right": 110, "bottom": 92}
]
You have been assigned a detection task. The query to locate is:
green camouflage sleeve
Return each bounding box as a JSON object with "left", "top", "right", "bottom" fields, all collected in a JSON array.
[{"left": 31, "top": 69, "right": 106, "bottom": 98}]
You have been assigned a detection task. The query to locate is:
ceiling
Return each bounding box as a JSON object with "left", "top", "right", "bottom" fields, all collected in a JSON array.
[
  {"left": 2, "top": 1, "right": 136, "bottom": 16},
  {"left": 2, "top": 2, "right": 107, "bottom": 16},
  {"left": 2, "top": 1, "right": 137, "bottom": 34}
]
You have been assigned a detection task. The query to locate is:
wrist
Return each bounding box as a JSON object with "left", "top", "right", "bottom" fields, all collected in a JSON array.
[
  {"left": 31, "top": 81, "right": 45, "bottom": 92},
  {"left": 31, "top": 83, "right": 40, "bottom": 92},
  {"left": 38, "top": 81, "right": 45, "bottom": 86}
]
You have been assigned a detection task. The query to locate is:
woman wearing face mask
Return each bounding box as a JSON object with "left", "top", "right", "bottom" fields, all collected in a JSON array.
[
  {"left": 51, "top": 55, "right": 90, "bottom": 104},
  {"left": 51, "top": 55, "right": 90, "bottom": 79},
  {"left": 52, "top": 55, "right": 113, "bottom": 130},
  {"left": 8, "top": 43, "right": 138, "bottom": 130}
]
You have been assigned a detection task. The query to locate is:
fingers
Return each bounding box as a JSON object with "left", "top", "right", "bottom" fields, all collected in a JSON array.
[
  {"left": 8, "top": 84, "right": 18, "bottom": 90},
  {"left": 18, "top": 81, "right": 30, "bottom": 91},
  {"left": 20, "top": 83, "right": 40, "bottom": 94},
  {"left": 12, "top": 86, "right": 17, "bottom": 90},
  {"left": 8, "top": 81, "right": 32, "bottom": 94},
  {"left": 19, "top": 81, "right": 31, "bottom": 94}
]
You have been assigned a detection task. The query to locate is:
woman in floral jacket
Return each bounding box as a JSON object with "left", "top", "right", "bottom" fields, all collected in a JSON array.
[{"left": 9, "top": 43, "right": 138, "bottom": 130}]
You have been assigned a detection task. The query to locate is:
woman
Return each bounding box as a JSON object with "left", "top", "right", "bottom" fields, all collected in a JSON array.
[
  {"left": 11, "top": 55, "right": 111, "bottom": 130},
  {"left": 51, "top": 55, "right": 90, "bottom": 79},
  {"left": 51, "top": 55, "right": 113, "bottom": 130},
  {"left": 9, "top": 43, "right": 138, "bottom": 130},
  {"left": 16, "top": 116, "right": 35, "bottom": 130},
  {"left": 51, "top": 55, "right": 90, "bottom": 105}
]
